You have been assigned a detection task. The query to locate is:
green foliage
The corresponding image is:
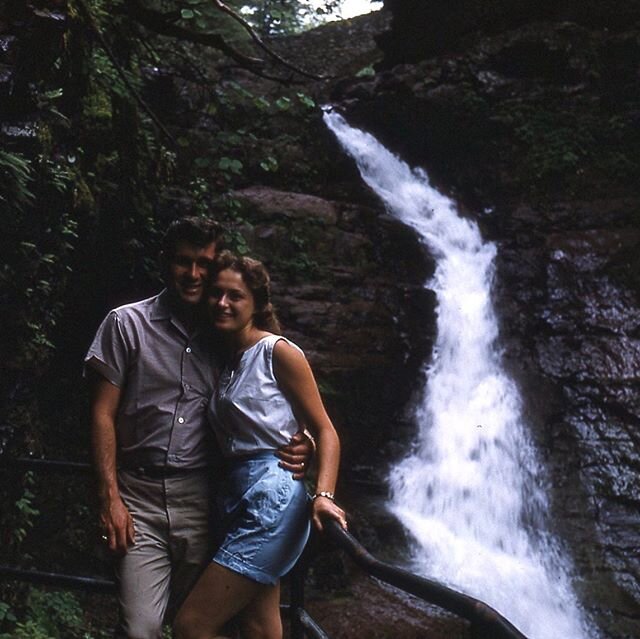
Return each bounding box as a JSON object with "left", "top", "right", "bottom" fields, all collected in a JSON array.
[
  {"left": 220, "top": 195, "right": 253, "bottom": 255},
  {"left": 492, "top": 99, "right": 640, "bottom": 192},
  {"left": 504, "top": 105, "right": 586, "bottom": 181},
  {"left": 239, "top": 0, "right": 343, "bottom": 35},
  {"left": 0, "top": 472, "right": 39, "bottom": 553},
  {"left": 296, "top": 91, "right": 316, "bottom": 108},
  {"left": 0, "top": 603, "right": 17, "bottom": 625},
  {"left": 355, "top": 64, "right": 375, "bottom": 78},
  {"left": 268, "top": 224, "right": 319, "bottom": 279},
  {"left": 173, "top": 0, "right": 251, "bottom": 42},
  {"left": 81, "top": 86, "right": 112, "bottom": 125},
  {"left": 275, "top": 96, "right": 292, "bottom": 111},
  {"left": 218, "top": 156, "right": 244, "bottom": 176},
  {"left": 283, "top": 231, "right": 319, "bottom": 277},
  {"left": 12, "top": 474, "right": 40, "bottom": 547},
  {"left": 1, "top": 198, "right": 78, "bottom": 369},
  {"left": 259, "top": 155, "right": 279, "bottom": 172},
  {"left": 182, "top": 75, "right": 322, "bottom": 194},
  {"left": 0, "top": 151, "right": 35, "bottom": 211},
  {"left": 0, "top": 589, "right": 103, "bottom": 639}
]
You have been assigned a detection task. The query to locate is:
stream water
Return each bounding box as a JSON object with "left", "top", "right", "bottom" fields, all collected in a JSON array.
[{"left": 324, "top": 111, "right": 594, "bottom": 639}]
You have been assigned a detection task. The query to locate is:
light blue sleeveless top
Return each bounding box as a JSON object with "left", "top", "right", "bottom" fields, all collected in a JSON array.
[{"left": 208, "top": 335, "right": 303, "bottom": 457}]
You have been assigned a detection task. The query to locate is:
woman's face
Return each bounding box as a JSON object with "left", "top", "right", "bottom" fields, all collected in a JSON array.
[{"left": 208, "top": 268, "right": 256, "bottom": 334}]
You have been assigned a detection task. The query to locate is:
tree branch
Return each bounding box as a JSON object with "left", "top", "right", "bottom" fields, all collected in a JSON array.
[
  {"left": 209, "top": 0, "right": 328, "bottom": 80},
  {"left": 124, "top": 0, "right": 265, "bottom": 69},
  {"left": 75, "top": 0, "right": 178, "bottom": 147}
]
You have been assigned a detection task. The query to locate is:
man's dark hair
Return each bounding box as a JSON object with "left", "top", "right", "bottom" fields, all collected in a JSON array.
[{"left": 161, "top": 216, "right": 224, "bottom": 257}]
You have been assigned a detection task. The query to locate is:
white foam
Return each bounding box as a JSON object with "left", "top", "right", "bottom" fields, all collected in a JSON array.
[{"left": 324, "top": 111, "right": 595, "bottom": 639}]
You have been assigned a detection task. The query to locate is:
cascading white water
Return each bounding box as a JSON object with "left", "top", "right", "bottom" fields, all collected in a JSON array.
[{"left": 324, "top": 111, "right": 594, "bottom": 639}]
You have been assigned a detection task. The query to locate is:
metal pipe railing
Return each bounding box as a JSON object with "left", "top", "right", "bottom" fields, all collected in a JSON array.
[
  {"left": 1, "top": 456, "right": 529, "bottom": 639},
  {"left": 323, "top": 519, "right": 529, "bottom": 639},
  {"left": 0, "top": 565, "right": 115, "bottom": 593},
  {"left": 296, "top": 609, "right": 331, "bottom": 639},
  {"left": 0, "top": 456, "right": 92, "bottom": 474}
]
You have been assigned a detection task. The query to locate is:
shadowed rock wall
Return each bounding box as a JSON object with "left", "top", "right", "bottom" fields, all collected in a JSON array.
[{"left": 326, "top": 2, "right": 640, "bottom": 637}]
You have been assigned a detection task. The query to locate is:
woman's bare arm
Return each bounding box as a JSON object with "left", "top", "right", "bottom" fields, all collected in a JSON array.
[{"left": 273, "top": 340, "right": 346, "bottom": 530}]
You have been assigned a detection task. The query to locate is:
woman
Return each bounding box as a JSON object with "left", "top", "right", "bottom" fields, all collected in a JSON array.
[{"left": 174, "top": 252, "right": 346, "bottom": 639}]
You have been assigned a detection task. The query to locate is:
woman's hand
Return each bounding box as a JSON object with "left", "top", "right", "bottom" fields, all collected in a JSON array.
[{"left": 312, "top": 495, "right": 347, "bottom": 532}]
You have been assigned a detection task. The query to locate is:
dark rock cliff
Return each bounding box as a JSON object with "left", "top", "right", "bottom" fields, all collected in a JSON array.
[{"left": 327, "top": 2, "right": 640, "bottom": 637}]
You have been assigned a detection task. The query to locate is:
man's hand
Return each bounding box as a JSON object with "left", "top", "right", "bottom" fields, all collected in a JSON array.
[
  {"left": 100, "top": 496, "right": 135, "bottom": 555},
  {"left": 276, "top": 430, "right": 314, "bottom": 480}
]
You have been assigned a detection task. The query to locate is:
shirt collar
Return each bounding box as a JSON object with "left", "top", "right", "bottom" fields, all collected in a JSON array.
[
  {"left": 149, "top": 289, "right": 172, "bottom": 321},
  {"left": 151, "top": 289, "right": 207, "bottom": 340}
]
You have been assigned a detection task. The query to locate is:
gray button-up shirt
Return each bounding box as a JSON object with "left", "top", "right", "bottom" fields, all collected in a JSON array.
[{"left": 84, "top": 291, "right": 218, "bottom": 469}]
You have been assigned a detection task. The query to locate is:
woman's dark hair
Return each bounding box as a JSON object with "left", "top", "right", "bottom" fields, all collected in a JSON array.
[
  {"left": 212, "top": 251, "right": 281, "bottom": 334},
  {"left": 162, "top": 216, "right": 223, "bottom": 257}
]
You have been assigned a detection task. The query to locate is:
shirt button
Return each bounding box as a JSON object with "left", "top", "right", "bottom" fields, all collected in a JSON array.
[
  {"left": 185, "top": 347, "right": 192, "bottom": 353},
  {"left": 177, "top": 417, "right": 185, "bottom": 424}
]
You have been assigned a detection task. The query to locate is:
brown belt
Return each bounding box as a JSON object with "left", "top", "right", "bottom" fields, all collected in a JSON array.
[{"left": 122, "top": 465, "right": 205, "bottom": 479}]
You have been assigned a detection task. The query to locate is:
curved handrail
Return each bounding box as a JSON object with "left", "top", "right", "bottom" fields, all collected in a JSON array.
[
  {"left": 1, "top": 455, "right": 528, "bottom": 638},
  {"left": 323, "top": 519, "right": 529, "bottom": 639}
]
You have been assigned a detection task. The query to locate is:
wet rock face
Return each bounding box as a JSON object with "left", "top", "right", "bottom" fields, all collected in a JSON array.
[
  {"left": 334, "top": 20, "right": 640, "bottom": 204},
  {"left": 331, "top": 3, "right": 640, "bottom": 638},
  {"left": 495, "top": 199, "right": 640, "bottom": 638},
  {"left": 228, "top": 186, "right": 436, "bottom": 467}
]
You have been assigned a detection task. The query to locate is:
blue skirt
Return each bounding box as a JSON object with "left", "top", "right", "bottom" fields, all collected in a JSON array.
[{"left": 213, "top": 453, "right": 311, "bottom": 585}]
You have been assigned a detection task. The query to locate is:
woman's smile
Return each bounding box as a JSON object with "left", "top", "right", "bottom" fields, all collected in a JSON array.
[{"left": 208, "top": 269, "right": 256, "bottom": 334}]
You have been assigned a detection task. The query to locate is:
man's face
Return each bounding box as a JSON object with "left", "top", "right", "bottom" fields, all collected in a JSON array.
[{"left": 165, "top": 240, "right": 217, "bottom": 306}]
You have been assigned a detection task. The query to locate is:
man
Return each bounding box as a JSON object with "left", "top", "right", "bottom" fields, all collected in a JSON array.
[{"left": 85, "top": 217, "right": 310, "bottom": 638}]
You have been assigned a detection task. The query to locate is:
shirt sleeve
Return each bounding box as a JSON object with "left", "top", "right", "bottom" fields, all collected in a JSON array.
[{"left": 83, "top": 310, "right": 131, "bottom": 387}]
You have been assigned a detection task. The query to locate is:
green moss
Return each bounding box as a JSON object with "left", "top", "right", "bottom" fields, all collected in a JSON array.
[
  {"left": 71, "top": 175, "right": 95, "bottom": 212},
  {"left": 81, "top": 85, "right": 112, "bottom": 124},
  {"left": 488, "top": 96, "right": 639, "bottom": 195}
]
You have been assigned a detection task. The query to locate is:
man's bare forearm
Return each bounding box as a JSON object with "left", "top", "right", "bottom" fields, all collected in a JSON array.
[
  {"left": 90, "top": 377, "right": 135, "bottom": 551},
  {"left": 92, "top": 416, "right": 121, "bottom": 505},
  {"left": 89, "top": 376, "right": 123, "bottom": 503}
]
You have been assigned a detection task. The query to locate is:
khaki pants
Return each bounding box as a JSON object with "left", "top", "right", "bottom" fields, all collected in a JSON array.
[{"left": 114, "top": 469, "right": 214, "bottom": 639}]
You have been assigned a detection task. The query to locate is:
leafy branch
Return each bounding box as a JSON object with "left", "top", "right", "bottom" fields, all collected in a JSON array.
[
  {"left": 209, "top": 0, "right": 328, "bottom": 80},
  {"left": 75, "top": 0, "right": 178, "bottom": 146}
]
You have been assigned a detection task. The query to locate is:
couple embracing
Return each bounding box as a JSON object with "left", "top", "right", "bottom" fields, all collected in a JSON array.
[{"left": 85, "top": 216, "right": 346, "bottom": 639}]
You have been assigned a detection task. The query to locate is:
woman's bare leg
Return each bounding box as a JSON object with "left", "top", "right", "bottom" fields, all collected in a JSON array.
[
  {"left": 239, "top": 582, "right": 282, "bottom": 639},
  {"left": 174, "top": 562, "right": 262, "bottom": 639}
]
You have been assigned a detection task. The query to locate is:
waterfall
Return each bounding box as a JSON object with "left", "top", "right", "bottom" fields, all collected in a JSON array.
[{"left": 324, "top": 111, "right": 594, "bottom": 639}]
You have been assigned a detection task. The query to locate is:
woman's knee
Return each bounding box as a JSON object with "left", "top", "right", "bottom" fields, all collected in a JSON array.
[
  {"left": 241, "top": 616, "right": 282, "bottom": 639},
  {"left": 173, "top": 605, "right": 207, "bottom": 639}
]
